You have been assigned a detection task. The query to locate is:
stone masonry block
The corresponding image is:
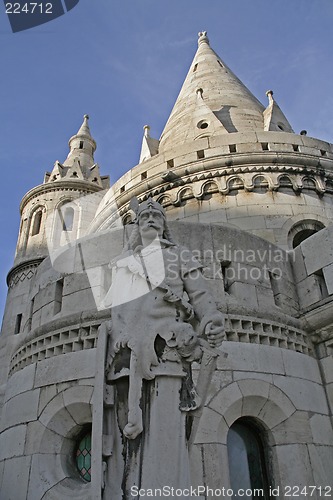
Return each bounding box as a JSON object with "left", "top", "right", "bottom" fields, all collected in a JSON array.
[
  {"left": 1, "top": 456, "right": 32, "bottom": 500},
  {"left": 4, "top": 362, "right": 36, "bottom": 403},
  {"left": 272, "top": 411, "right": 313, "bottom": 445},
  {"left": 193, "top": 407, "right": 227, "bottom": 445},
  {"left": 25, "top": 420, "right": 73, "bottom": 456},
  {"left": 320, "top": 356, "right": 333, "bottom": 384},
  {"left": 217, "top": 343, "right": 285, "bottom": 375},
  {"left": 307, "top": 444, "right": 333, "bottom": 486},
  {"left": 35, "top": 350, "right": 96, "bottom": 387},
  {"left": 27, "top": 453, "right": 66, "bottom": 500},
  {"left": 0, "top": 424, "right": 26, "bottom": 461},
  {"left": 208, "top": 382, "right": 243, "bottom": 418},
  {"left": 282, "top": 349, "right": 321, "bottom": 383},
  {"left": 310, "top": 414, "right": 333, "bottom": 446},
  {"left": 1, "top": 389, "right": 40, "bottom": 431},
  {"left": 275, "top": 444, "right": 314, "bottom": 487},
  {"left": 301, "top": 227, "right": 333, "bottom": 275},
  {"left": 273, "top": 375, "right": 329, "bottom": 414},
  {"left": 39, "top": 393, "right": 77, "bottom": 437},
  {"left": 297, "top": 275, "right": 324, "bottom": 309},
  {"left": 323, "top": 263, "right": 333, "bottom": 295}
]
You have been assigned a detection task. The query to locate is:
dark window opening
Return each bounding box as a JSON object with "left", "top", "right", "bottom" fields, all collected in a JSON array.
[
  {"left": 292, "top": 144, "right": 299, "bottom": 152},
  {"left": 261, "top": 143, "right": 269, "bottom": 151},
  {"left": 314, "top": 269, "right": 329, "bottom": 300},
  {"left": 217, "top": 60, "right": 224, "bottom": 68},
  {"left": 193, "top": 63, "right": 198, "bottom": 72},
  {"left": 120, "top": 186, "right": 125, "bottom": 193},
  {"left": 320, "top": 150, "right": 327, "bottom": 157},
  {"left": 167, "top": 159, "right": 174, "bottom": 169},
  {"left": 268, "top": 271, "right": 282, "bottom": 307},
  {"left": 27, "top": 297, "right": 35, "bottom": 332},
  {"left": 221, "top": 261, "right": 231, "bottom": 292},
  {"left": 141, "top": 171, "right": 147, "bottom": 180},
  {"left": 14, "top": 314, "right": 22, "bottom": 334},
  {"left": 79, "top": 141, "right": 84, "bottom": 149},
  {"left": 198, "top": 121, "right": 208, "bottom": 129},
  {"left": 277, "top": 124, "right": 284, "bottom": 131},
  {"left": 197, "top": 150, "right": 205, "bottom": 159},
  {"left": 227, "top": 419, "right": 270, "bottom": 499},
  {"left": 292, "top": 229, "right": 318, "bottom": 248},
  {"left": 32, "top": 210, "right": 43, "bottom": 236},
  {"left": 54, "top": 279, "right": 64, "bottom": 315},
  {"left": 229, "top": 144, "right": 237, "bottom": 153}
]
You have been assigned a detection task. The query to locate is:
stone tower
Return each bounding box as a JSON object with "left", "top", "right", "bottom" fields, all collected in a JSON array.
[{"left": 0, "top": 33, "right": 332, "bottom": 499}]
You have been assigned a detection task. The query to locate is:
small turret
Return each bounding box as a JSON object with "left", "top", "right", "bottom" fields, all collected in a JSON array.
[
  {"left": 139, "top": 125, "right": 159, "bottom": 163},
  {"left": 263, "top": 90, "right": 294, "bottom": 133},
  {"left": 46, "top": 115, "right": 108, "bottom": 187}
]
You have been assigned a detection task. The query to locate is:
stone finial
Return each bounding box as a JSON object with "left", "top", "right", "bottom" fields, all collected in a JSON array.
[
  {"left": 266, "top": 90, "right": 274, "bottom": 105},
  {"left": 84, "top": 114, "right": 89, "bottom": 121},
  {"left": 143, "top": 125, "right": 150, "bottom": 138},
  {"left": 198, "top": 31, "right": 209, "bottom": 46}
]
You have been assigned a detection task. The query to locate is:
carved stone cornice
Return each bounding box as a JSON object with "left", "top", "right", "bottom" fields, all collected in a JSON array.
[{"left": 6, "top": 258, "right": 44, "bottom": 288}]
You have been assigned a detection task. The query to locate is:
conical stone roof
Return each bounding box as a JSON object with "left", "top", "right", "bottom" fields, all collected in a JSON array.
[{"left": 159, "top": 31, "right": 265, "bottom": 151}]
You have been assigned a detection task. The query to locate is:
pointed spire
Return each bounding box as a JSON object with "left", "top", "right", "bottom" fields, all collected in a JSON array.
[
  {"left": 263, "top": 90, "right": 294, "bottom": 133},
  {"left": 139, "top": 125, "right": 159, "bottom": 163},
  {"left": 47, "top": 115, "right": 105, "bottom": 186},
  {"left": 63, "top": 114, "right": 97, "bottom": 173},
  {"left": 159, "top": 32, "right": 265, "bottom": 151}
]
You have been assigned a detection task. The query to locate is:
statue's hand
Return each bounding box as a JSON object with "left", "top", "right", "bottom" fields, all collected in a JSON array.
[{"left": 205, "top": 313, "right": 225, "bottom": 348}]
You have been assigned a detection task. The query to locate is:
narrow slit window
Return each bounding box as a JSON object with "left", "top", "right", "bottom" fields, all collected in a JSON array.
[
  {"left": 120, "top": 186, "right": 125, "bottom": 193},
  {"left": 193, "top": 63, "right": 198, "bottom": 72},
  {"left": 79, "top": 141, "right": 84, "bottom": 149},
  {"left": 229, "top": 144, "right": 237, "bottom": 153},
  {"left": 32, "top": 210, "right": 43, "bottom": 236},
  {"left": 62, "top": 207, "right": 74, "bottom": 231},
  {"left": 268, "top": 271, "right": 281, "bottom": 307},
  {"left": 14, "top": 314, "right": 22, "bottom": 334},
  {"left": 54, "top": 279, "right": 64, "bottom": 315},
  {"left": 314, "top": 269, "right": 329, "bottom": 300},
  {"left": 221, "top": 261, "right": 231, "bottom": 292}
]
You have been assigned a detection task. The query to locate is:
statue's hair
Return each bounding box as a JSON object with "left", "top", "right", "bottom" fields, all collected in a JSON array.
[{"left": 124, "top": 217, "right": 175, "bottom": 252}]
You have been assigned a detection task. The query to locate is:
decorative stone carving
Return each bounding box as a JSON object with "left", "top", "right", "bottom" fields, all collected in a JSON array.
[{"left": 96, "top": 198, "right": 225, "bottom": 498}]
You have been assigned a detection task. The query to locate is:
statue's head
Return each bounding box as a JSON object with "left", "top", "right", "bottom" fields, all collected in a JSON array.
[{"left": 127, "top": 197, "right": 173, "bottom": 250}]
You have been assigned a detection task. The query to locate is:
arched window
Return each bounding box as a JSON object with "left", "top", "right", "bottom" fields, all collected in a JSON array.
[
  {"left": 288, "top": 220, "right": 325, "bottom": 249},
  {"left": 61, "top": 206, "right": 74, "bottom": 232},
  {"left": 227, "top": 419, "right": 270, "bottom": 499},
  {"left": 31, "top": 210, "right": 43, "bottom": 236}
]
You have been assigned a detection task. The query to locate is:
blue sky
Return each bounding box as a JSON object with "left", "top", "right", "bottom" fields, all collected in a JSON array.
[{"left": 0, "top": 0, "right": 333, "bottom": 320}]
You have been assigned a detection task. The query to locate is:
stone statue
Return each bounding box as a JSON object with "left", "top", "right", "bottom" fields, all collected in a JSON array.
[{"left": 97, "top": 198, "right": 225, "bottom": 499}]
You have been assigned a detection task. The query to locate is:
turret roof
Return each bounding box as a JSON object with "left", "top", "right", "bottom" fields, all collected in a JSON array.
[{"left": 159, "top": 31, "right": 265, "bottom": 151}]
